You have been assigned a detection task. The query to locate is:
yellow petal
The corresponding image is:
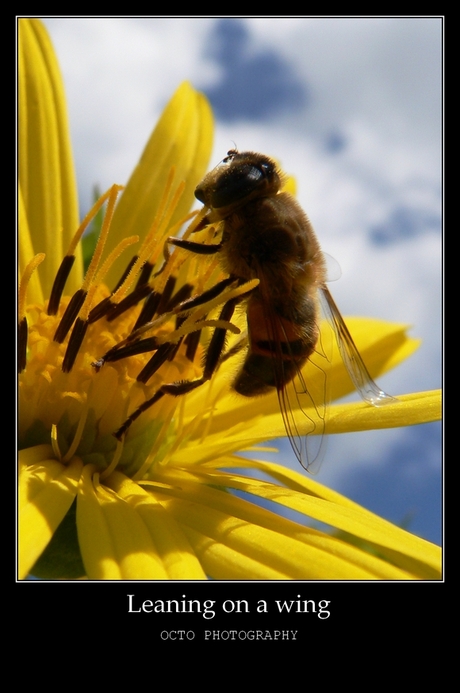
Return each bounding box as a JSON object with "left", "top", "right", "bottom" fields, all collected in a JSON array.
[
  {"left": 18, "top": 19, "right": 82, "bottom": 296},
  {"left": 192, "top": 465, "right": 441, "bottom": 579},
  {"left": 324, "top": 388, "right": 441, "bottom": 433},
  {"left": 19, "top": 187, "right": 44, "bottom": 305},
  {"left": 104, "top": 82, "right": 214, "bottom": 288},
  {"left": 78, "top": 466, "right": 202, "bottom": 579},
  {"left": 314, "top": 317, "right": 421, "bottom": 402},
  {"left": 158, "top": 475, "right": 421, "bottom": 579},
  {"left": 105, "top": 472, "right": 207, "bottom": 579},
  {"left": 18, "top": 450, "right": 82, "bottom": 579},
  {"left": 232, "top": 389, "right": 442, "bottom": 444},
  {"left": 76, "top": 465, "right": 122, "bottom": 579}
]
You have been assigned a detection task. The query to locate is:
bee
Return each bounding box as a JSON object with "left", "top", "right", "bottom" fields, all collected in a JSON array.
[
  {"left": 162, "top": 150, "right": 394, "bottom": 467},
  {"left": 111, "top": 149, "right": 394, "bottom": 468},
  {"left": 194, "top": 149, "right": 326, "bottom": 399}
]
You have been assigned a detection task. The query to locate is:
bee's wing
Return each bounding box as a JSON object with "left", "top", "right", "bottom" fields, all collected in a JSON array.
[
  {"left": 258, "top": 300, "right": 327, "bottom": 473},
  {"left": 275, "top": 363, "right": 327, "bottom": 473},
  {"left": 319, "top": 283, "right": 396, "bottom": 406}
]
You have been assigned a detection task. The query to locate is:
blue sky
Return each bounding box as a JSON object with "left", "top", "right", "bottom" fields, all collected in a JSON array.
[{"left": 42, "top": 17, "right": 442, "bottom": 545}]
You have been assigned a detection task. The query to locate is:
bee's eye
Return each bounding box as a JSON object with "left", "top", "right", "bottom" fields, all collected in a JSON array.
[
  {"left": 210, "top": 164, "right": 266, "bottom": 209},
  {"left": 195, "top": 151, "right": 279, "bottom": 209}
]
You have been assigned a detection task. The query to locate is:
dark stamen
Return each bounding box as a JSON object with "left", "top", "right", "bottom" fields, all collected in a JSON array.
[
  {"left": 95, "top": 336, "right": 159, "bottom": 366},
  {"left": 112, "top": 256, "right": 138, "bottom": 293},
  {"left": 131, "top": 290, "right": 162, "bottom": 331},
  {"left": 106, "top": 284, "right": 152, "bottom": 322},
  {"left": 177, "top": 276, "right": 235, "bottom": 312},
  {"left": 18, "top": 317, "right": 28, "bottom": 373},
  {"left": 87, "top": 296, "right": 114, "bottom": 324},
  {"left": 54, "top": 289, "right": 86, "bottom": 343},
  {"left": 137, "top": 342, "right": 180, "bottom": 384},
  {"left": 136, "top": 260, "right": 154, "bottom": 288},
  {"left": 47, "top": 255, "right": 76, "bottom": 316},
  {"left": 165, "top": 283, "right": 193, "bottom": 311},
  {"left": 62, "top": 318, "right": 88, "bottom": 372},
  {"left": 184, "top": 328, "right": 201, "bottom": 363},
  {"left": 154, "top": 275, "right": 177, "bottom": 316}
]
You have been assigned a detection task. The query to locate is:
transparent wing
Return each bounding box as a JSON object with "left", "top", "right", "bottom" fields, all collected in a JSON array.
[
  {"left": 275, "top": 363, "right": 328, "bottom": 474},
  {"left": 257, "top": 299, "right": 328, "bottom": 473},
  {"left": 322, "top": 252, "right": 342, "bottom": 282},
  {"left": 319, "top": 283, "right": 397, "bottom": 406}
]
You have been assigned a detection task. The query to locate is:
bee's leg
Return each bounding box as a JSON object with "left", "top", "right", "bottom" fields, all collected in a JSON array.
[
  {"left": 95, "top": 277, "right": 236, "bottom": 369},
  {"left": 155, "top": 235, "right": 223, "bottom": 277},
  {"left": 166, "top": 236, "right": 223, "bottom": 255},
  {"left": 160, "top": 297, "right": 238, "bottom": 396},
  {"left": 219, "top": 332, "right": 249, "bottom": 364},
  {"left": 114, "top": 390, "right": 166, "bottom": 440},
  {"left": 113, "top": 298, "right": 238, "bottom": 441}
]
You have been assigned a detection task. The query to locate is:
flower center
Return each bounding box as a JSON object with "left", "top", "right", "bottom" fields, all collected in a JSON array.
[{"left": 19, "top": 182, "right": 254, "bottom": 478}]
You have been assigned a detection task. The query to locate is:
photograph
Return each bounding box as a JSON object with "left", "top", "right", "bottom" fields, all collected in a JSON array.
[{"left": 18, "top": 17, "right": 442, "bottom": 587}]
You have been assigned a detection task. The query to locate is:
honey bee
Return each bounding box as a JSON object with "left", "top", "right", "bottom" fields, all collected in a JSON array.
[
  {"left": 162, "top": 149, "right": 394, "bottom": 467},
  {"left": 194, "top": 150, "right": 326, "bottom": 398},
  {"left": 111, "top": 149, "right": 394, "bottom": 468}
]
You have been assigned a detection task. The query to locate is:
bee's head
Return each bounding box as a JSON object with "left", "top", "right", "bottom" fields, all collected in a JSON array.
[{"left": 195, "top": 150, "right": 282, "bottom": 214}]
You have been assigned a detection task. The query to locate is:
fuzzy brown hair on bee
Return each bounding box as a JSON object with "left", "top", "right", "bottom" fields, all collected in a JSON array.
[{"left": 194, "top": 150, "right": 327, "bottom": 398}]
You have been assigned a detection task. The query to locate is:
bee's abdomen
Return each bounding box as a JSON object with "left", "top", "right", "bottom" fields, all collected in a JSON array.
[
  {"left": 234, "top": 352, "right": 304, "bottom": 396},
  {"left": 233, "top": 297, "right": 318, "bottom": 397}
]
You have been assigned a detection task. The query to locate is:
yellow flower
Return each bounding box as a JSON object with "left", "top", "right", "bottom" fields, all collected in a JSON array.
[{"left": 18, "top": 19, "right": 442, "bottom": 581}]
